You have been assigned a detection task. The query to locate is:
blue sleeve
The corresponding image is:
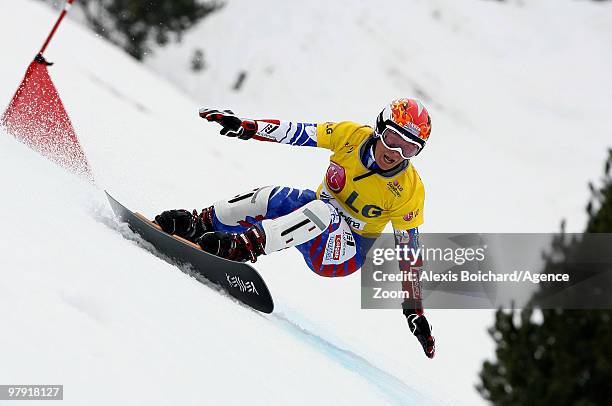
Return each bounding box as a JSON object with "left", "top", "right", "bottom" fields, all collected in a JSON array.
[{"left": 252, "top": 120, "right": 318, "bottom": 147}]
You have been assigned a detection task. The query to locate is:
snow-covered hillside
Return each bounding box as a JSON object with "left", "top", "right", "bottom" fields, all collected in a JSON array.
[
  {"left": 0, "top": 1, "right": 449, "bottom": 405},
  {"left": 2, "top": 0, "right": 610, "bottom": 405}
]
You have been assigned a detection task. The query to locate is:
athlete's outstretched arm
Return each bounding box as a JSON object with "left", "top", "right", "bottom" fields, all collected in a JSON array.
[
  {"left": 394, "top": 227, "right": 436, "bottom": 359},
  {"left": 199, "top": 108, "right": 318, "bottom": 147}
]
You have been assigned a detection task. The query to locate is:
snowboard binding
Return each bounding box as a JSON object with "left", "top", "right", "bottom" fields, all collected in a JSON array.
[
  {"left": 196, "top": 226, "right": 266, "bottom": 263},
  {"left": 155, "top": 206, "right": 215, "bottom": 243}
]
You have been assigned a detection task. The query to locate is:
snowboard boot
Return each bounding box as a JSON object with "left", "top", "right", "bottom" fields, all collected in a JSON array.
[
  {"left": 196, "top": 226, "right": 266, "bottom": 263},
  {"left": 155, "top": 206, "right": 215, "bottom": 243}
]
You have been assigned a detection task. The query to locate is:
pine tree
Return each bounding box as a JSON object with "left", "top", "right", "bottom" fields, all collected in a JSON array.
[
  {"left": 78, "top": 0, "right": 223, "bottom": 60},
  {"left": 477, "top": 149, "right": 612, "bottom": 406}
]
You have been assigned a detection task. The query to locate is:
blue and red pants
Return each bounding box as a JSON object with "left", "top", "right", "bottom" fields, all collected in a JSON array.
[{"left": 211, "top": 187, "right": 375, "bottom": 277}]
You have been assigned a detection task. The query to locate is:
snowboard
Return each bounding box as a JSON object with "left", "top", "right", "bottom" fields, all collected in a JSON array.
[{"left": 105, "top": 191, "right": 274, "bottom": 313}]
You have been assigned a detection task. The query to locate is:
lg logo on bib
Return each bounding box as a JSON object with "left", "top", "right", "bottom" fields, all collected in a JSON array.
[{"left": 326, "top": 162, "right": 346, "bottom": 193}]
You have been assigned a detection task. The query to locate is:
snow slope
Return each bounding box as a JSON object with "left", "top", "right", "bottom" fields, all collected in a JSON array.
[
  {"left": 0, "top": 131, "right": 438, "bottom": 405},
  {"left": 1, "top": 1, "right": 444, "bottom": 405}
]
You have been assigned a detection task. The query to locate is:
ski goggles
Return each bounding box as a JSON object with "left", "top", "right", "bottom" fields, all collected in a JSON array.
[{"left": 378, "top": 126, "right": 423, "bottom": 160}]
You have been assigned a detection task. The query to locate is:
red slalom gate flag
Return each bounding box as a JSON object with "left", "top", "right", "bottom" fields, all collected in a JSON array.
[
  {"left": 1, "top": 0, "right": 93, "bottom": 181},
  {"left": 1, "top": 57, "right": 93, "bottom": 181}
]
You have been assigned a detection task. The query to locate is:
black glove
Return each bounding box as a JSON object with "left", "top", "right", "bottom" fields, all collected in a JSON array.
[
  {"left": 198, "top": 108, "right": 257, "bottom": 140},
  {"left": 155, "top": 209, "right": 207, "bottom": 242},
  {"left": 404, "top": 309, "right": 435, "bottom": 359}
]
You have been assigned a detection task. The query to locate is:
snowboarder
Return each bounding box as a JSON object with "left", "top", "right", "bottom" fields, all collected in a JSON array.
[{"left": 155, "top": 98, "right": 435, "bottom": 358}]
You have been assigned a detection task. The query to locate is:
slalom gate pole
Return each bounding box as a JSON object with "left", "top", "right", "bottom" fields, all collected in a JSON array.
[{"left": 37, "top": 0, "right": 76, "bottom": 58}]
